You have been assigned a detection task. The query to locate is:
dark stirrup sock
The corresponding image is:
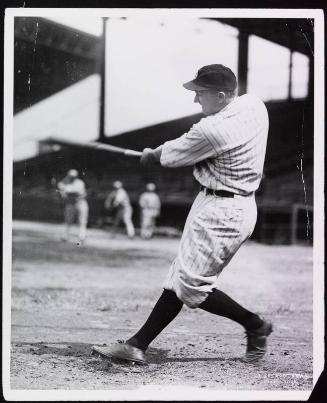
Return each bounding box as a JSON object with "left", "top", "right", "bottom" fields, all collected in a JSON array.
[
  {"left": 199, "top": 288, "right": 263, "bottom": 330},
  {"left": 126, "top": 289, "right": 183, "bottom": 351}
]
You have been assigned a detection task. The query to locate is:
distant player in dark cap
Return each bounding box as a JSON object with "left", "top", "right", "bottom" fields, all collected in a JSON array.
[
  {"left": 93, "top": 64, "right": 272, "bottom": 364},
  {"left": 58, "top": 169, "right": 88, "bottom": 245}
]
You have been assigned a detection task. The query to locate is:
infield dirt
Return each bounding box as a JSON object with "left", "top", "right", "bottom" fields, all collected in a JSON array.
[{"left": 8, "top": 220, "right": 313, "bottom": 393}]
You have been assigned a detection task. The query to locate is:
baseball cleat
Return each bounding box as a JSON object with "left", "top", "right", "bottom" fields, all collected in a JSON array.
[
  {"left": 91, "top": 343, "right": 146, "bottom": 364},
  {"left": 242, "top": 318, "right": 273, "bottom": 363}
]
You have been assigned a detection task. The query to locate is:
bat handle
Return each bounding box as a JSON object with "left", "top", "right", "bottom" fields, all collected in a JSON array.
[{"left": 124, "top": 150, "right": 142, "bottom": 158}]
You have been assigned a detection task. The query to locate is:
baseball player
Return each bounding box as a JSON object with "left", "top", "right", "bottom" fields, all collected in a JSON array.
[
  {"left": 94, "top": 64, "right": 272, "bottom": 364},
  {"left": 104, "top": 181, "right": 135, "bottom": 238},
  {"left": 57, "top": 169, "right": 88, "bottom": 245},
  {"left": 139, "top": 183, "right": 161, "bottom": 239}
]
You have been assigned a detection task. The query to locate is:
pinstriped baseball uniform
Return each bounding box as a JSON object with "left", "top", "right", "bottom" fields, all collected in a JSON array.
[{"left": 161, "top": 93, "right": 269, "bottom": 308}]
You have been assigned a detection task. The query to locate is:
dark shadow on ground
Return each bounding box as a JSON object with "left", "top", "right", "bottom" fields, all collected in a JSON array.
[
  {"left": 15, "top": 341, "right": 95, "bottom": 358},
  {"left": 14, "top": 341, "right": 241, "bottom": 365},
  {"left": 146, "top": 347, "right": 241, "bottom": 364}
]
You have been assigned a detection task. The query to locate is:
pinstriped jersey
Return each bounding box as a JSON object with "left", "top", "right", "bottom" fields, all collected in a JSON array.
[{"left": 160, "top": 94, "right": 269, "bottom": 196}]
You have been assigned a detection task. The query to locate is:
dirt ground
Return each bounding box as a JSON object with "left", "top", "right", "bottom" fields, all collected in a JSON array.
[{"left": 8, "top": 220, "right": 313, "bottom": 394}]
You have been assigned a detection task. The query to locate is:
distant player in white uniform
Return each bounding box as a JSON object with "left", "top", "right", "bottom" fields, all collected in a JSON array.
[
  {"left": 139, "top": 183, "right": 161, "bottom": 239},
  {"left": 94, "top": 64, "right": 272, "bottom": 364},
  {"left": 58, "top": 169, "right": 88, "bottom": 245},
  {"left": 104, "top": 181, "right": 135, "bottom": 239}
]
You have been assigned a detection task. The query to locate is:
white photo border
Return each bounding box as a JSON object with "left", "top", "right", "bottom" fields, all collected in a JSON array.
[{"left": 3, "top": 7, "right": 324, "bottom": 401}]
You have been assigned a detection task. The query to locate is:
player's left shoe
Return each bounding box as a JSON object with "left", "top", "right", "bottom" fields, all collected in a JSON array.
[
  {"left": 242, "top": 317, "right": 273, "bottom": 363},
  {"left": 92, "top": 343, "right": 146, "bottom": 364}
]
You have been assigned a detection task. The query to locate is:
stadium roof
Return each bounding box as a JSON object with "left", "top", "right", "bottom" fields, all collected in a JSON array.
[
  {"left": 209, "top": 18, "right": 314, "bottom": 56},
  {"left": 14, "top": 17, "right": 100, "bottom": 60}
]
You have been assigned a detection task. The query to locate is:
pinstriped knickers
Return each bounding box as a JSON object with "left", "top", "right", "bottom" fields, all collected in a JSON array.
[{"left": 163, "top": 191, "right": 257, "bottom": 308}]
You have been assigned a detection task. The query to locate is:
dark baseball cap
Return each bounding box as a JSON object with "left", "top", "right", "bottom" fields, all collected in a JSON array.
[{"left": 183, "top": 64, "right": 237, "bottom": 92}]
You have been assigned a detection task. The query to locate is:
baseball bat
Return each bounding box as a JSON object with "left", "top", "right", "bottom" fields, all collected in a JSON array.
[{"left": 47, "top": 137, "right": 142, "bottom": 157}]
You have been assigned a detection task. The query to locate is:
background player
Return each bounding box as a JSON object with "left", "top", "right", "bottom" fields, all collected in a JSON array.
[
  {"left": 139, "top": 183, "right": 161, "bottom": 239},
  {"left": 57, "top": 169, "right": 89, "bottom": 245},
  {"left": 104, "top": 181, "right": 135, "bottom": 239},
  {"left": 93, "top": 64, "right": 272, "bottom": 364}
]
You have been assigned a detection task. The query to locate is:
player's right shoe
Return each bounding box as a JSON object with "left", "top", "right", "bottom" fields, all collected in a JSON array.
[
  {"left": 242, "top": 317, "right": 273, "bottom": 363},
  {"left": 92, "top": 342, "right": 146, "bottom": 364}
]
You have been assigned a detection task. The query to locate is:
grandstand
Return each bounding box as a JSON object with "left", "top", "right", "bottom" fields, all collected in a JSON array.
[
  {"left": 14, "top": 16, "right": 100, "bottom": 113},
  {"left": 12, "top": 16, "right": 314, "bottom": 244}
]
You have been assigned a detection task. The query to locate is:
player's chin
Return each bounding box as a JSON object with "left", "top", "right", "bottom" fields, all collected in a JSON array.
[
  {"left": 203, "top": 107, "right": 220, "bottom": 116},
  {"left": 202, "top": 106, "right": 214, "bottom": 116},
  {"left": 203, "top": 109, "right": 212, "bottom": 116}
]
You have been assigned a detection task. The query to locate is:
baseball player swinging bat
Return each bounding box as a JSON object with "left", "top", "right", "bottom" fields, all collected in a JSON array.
[
  {"left": 47, "top": 137, "right": 142, "bottom": 158},
  {"left": 91, "top": 64, "right": 273, "bottom": 366}
]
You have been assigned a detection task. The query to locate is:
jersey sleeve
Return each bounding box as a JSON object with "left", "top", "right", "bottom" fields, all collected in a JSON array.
[
  {"left": 160, "top": 123, "right": 218, "bottom": 168},
  {"left": 57, "top": 181, "right": 65, "bottom": 191}
]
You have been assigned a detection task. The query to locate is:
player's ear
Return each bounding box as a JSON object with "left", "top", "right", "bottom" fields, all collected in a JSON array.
[{"left": 217, "top": 91, "right": 226, "bottom": 102}]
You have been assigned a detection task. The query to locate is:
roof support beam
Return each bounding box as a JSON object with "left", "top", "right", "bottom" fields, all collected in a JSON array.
[
  {"left": 308, "top": 54, "right": 314, "bottom": 102},
  {"left": 237, "top": 29, "right": 249, "bottom": 96},
  {"left": 98, "top": 17, "right": 108, "bottom": 142},
  {"left": 288, "top": 51, "right": 293, "bottom": 100}
]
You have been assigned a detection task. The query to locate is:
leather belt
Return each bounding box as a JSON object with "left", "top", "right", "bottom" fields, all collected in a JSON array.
[{"left": 200, "top": 185, "right": 234, "bottom": 198}]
